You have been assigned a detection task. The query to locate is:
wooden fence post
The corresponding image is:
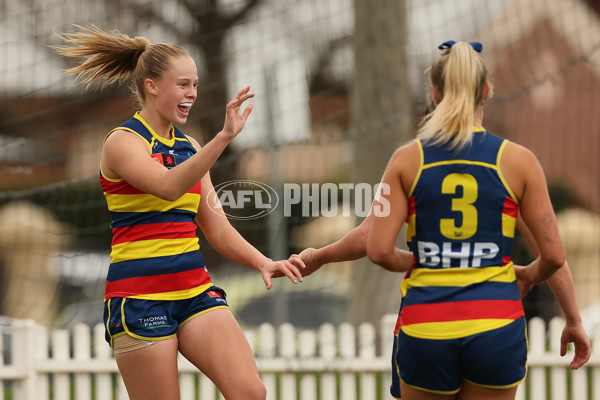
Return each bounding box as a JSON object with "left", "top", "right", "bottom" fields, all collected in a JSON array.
[
  {"left": 259, "top": 322, "right": 277, "bottom": 400},
  {"left": 380, "top": 314, "right": 396, "bottom": 399},
  {"left": 339, "top": 322, "right": 356, "bottom": 400},
  {"left": 550, "top": 317, "right": 567, "bottom": 399},
  {"left": 279, "top": 323, "right": 297, "bottom": 399},
  {"left": 359, "top": 322, "right": 376, "bottom": 400},
  {"left": 528, "top": 317, "right": 546, "bottom": 400},
  {"left": 74, "top": 323, "right": 91, "bottom": 400},
  {"left": 319, "top": 323, "right": 337, "bottom": 399},
  {"left": 299, "top": 329, "right": 316, "bottom": 400},
  {"left": 51, "top": 328, "right": 70, "bottom": 400},
  {"left": 34, "top": 323, "right": 49, "bottom": 400},
  {"left": 11, "top": 319, "right": 37, "bottom": 400},
  {"left": 93, "top": 323, "right": 113, "bottom": 400}
]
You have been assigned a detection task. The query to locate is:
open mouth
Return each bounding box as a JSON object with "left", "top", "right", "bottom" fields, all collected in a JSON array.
[{"left": 178, "top": 102, "right": 193, "bottom": 114}]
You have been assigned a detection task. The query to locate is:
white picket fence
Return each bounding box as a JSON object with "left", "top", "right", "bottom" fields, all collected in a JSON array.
[{"left": 0, "top": 315, "right": 598, "bottom": 400}]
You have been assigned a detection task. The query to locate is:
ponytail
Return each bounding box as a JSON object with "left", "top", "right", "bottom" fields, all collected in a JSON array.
[
  {"left": 417, "top": 41, "right": 490, "bottom": 151},
  {"left": 53, "top": 25, "right": 190, "bottom": 106},
  {"left": 53, "top": 25, "right": 150, "bottom": 89}
]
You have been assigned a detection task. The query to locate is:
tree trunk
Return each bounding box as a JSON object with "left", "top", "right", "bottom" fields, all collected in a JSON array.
[{"left": 350, "top": 0, "right": 411, "bottom": 326}]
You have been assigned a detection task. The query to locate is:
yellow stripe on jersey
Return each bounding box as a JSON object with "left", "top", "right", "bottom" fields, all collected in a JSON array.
[
  {"left": 127, "top": 283, "right": 213, "bottom": 301},
  {"left": 422, "top": 159, "right": 497, "bottom": 170},
  {"left": 135, "top": 113, "right": 177, "bottom": 147},
  {"left": 407, "top": 140, "right": 424, "bottom": 198},
  {"left": 400, "top": 318, "right": 515, "bottom": 340},
  {"left": 496, "top": 140, "right": 519, "bottom": 202},
  {"left": 400, "top": 263, "right": 515, "bottom": 297},
  {"left": 111, "top": 238, "right": 201, "bottom": 263},
  {"left": 406, "top": 212, "right": 416, "bottom": 242},
  {"left": 502, "top": 213, "right": 517, "bottom": 238},
  {"left": 104, "top": 192, "right": 200, "bottom": 213}
]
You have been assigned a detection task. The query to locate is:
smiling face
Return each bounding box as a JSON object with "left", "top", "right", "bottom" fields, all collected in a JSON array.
[{"left": 148, "top": 55, "right": 199, "bottom": 126}]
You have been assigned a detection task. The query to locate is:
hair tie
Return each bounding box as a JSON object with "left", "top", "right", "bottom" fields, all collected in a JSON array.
[{"left": 438, "top": 40, "right": 482, "bottom": 53}]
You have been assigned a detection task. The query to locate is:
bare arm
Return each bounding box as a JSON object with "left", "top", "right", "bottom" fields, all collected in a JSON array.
[
  {"left": 294, "top": 212, "right": 414, "bottom": 276},
  {"left": 515, "top": 215, "right": 590, "bottom": 369},
  {"left": 502, "top": 143, "right": 565, "bottom": 284},
  {"left": 101, "top": 87, "right": 254, "bottom": 201},
  {"left": 195, "top": 173, "right": 304, "bottom": 289},
  {"left": 366, "top": 146, "right": 413, "bottom": 272}
]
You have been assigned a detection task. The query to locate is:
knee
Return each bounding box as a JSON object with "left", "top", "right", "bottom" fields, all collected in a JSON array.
[
  {"left": 224, "top": 378, "right": 266, "bottom": 400},
  {"left": 251, "top": 381, "right": 267, "bottom": 400},
  {"left": 245, "top": 379, "right": 266, "bottom": 400}
]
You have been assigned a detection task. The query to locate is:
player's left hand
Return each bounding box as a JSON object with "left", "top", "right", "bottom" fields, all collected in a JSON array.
[{"left": 260, "top": 258, "right": 305, "bottom": 289}]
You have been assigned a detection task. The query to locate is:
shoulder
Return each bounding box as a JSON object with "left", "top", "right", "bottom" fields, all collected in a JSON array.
[
  {"left": 104, "top": 128, "right": 150, "bottom": 149},
  {"left": 185, "top": 134, "right": 202, "bottom": 149},
  {"left": 101, "top": 129, "right": 153, "bottom": 180},
  {"left": 386, "top": 140, "right": 421, "bottom": 191},
  {"left": 499, "top": 140, "right": 545, "bottom": 200},
  {"left": 501, "top": 140, "right": 539, "bottom": 168},
  {"left": 391, "top": 140, "right": 419, "bottom": 159},
  {"left": 389, "top": 140, "right": 420, "bottom": 169}
]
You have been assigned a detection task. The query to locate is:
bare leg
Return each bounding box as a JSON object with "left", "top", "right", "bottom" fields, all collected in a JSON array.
[
  {"left": 400, "top": 380, "right": 458, "bottom": 400},
  {"left": 115, "top": 337, "right": 180, "bottom": 400},
  {"left": 458, "top": 380, "right": 518, "bottom": 400},
  {"left": 178, "top": 308, "right": 266, "bottom": 400}
]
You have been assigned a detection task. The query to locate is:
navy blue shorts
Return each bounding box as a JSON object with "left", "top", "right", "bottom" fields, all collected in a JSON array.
[
  {"left": 103, "top": 286, "right": 228, "bottom": 347},
  {"left": 390, "top": 317, "right": 528, "bottom": 397}
]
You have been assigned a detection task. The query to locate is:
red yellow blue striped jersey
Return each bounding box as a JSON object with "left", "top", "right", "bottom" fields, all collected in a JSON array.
[
  {"left": 100, "top": 113, "right": 212, "bottom": 301},
  {"left": 398, "top": 128, "right": 523, "bottom": 339}
]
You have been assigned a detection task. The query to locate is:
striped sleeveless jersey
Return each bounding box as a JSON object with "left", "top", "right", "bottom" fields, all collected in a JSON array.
[
  {"left": 100, "top": 113, "right": 212, "bottom": 301},
  {"left": 398, "top": 128, "right": 524, "bottom": 339}
]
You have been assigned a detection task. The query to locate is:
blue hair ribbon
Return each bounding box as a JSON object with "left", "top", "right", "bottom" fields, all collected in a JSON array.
[{"left": 438, "top": 40, "right": 482, "bottom": 53}]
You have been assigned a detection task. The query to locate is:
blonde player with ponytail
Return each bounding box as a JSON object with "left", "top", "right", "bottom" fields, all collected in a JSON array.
[
  {"left": 54, "top": 26, "right": 304, "bottom": 400},
  {"left": 364, "top": 41, "right": 589, "bottom": 399}
]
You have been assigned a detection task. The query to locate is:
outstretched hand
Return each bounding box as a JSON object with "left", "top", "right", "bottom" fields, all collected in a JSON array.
[
  {"left": 260, "top": 258, "right": 305, "bottom": 290},
  {"left": 221, "top": 86, "right": 255, "bottom": 141},
  {"left": 292, "top": 248, "right": 324, "bottom": 277},
  {"left": 271, "top": 248, "right": 323, "bottom": 280}
]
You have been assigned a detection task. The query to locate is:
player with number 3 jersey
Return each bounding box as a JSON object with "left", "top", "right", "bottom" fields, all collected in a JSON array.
[{"left": 365, "top": 41, "right": 587, "bottom": 400}]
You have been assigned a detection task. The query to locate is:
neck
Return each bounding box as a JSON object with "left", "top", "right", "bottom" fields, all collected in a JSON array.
[
  {"left": 138, "top": 109, "right": 172, "bottom": 139},
  {"left": 474, "top": 105, "right": 484, "bottom": 128}
]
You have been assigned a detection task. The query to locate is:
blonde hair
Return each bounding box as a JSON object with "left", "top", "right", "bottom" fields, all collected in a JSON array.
[
  {"left": 53, "top": 25, "right": 190, "bottom": 106},
  {"left": 417, "top": 41, "right": 491, "bottom": 151}
]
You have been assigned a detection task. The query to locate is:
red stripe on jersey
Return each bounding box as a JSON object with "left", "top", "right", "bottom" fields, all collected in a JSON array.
[
  {"left": 112, "top": 222, "right": 198, "bottom": 245},
  {"left": 405, "top": 196, "right": 416, "bottom": 224},
  {"left": 104, "top": 268, "right": 211, "bottom": 299},
  {"left": 398, "top": 299, "right": 524, "bottom": 326},
  {"left": 394, "top": 315, "right": 403, "bottom": 335},
  {"left": 190, "top": 180, "right": 202, "bottom": 195},
  {"left": 502, "top": 256, "right": 512, "bottom": 266},
  {"left": 408, "top": 196, "right": 416, "bottom": 215},
  {"left": 100, "top": 176, "right": 145, "bottom": 195},
  {"left": 502, "top": 196, "right": 518, "bottom": 218}
]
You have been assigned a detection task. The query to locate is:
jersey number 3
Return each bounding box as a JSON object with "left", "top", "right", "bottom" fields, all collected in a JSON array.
[{"left": 440, "top": 173, "right": 478, "bottom": 239}]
